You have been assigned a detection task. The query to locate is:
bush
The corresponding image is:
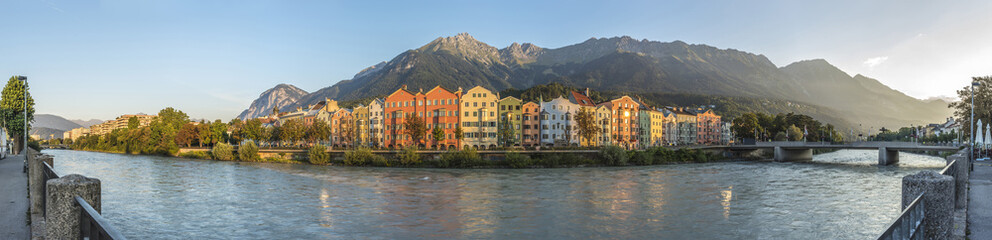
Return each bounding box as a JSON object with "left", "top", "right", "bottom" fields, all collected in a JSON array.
[
  {"left": 441, "top": 149, "right": 488, "bottom": 168},
  {"left": 238, "top": 141, "right": 260, "bottom": 162},
  {"left": 397, "top": 147, "right": 421, "bottom": 166},
  {"left": 344, "top": 148, "right": 371, "bottom": 166},
  {"left": 503, "top": 152, "right": 532, "bottom": 168},
  {"left": 212, "top": 143, "right": 235, "bottom": 161},
  {"left": 308, "top": 145, "right": 330, "bottom": 164},
  {"left": 599, "top": 145, "right": 629, "bottom": 166},
  {"left": 630, "top": 150, "right": 655, "bottom": 165},
  {"left": 179, "top": 151, "right": 212, "bottom": 160},
  {"left": 369, "top": 155, "right": 391, "bottom": 167}
]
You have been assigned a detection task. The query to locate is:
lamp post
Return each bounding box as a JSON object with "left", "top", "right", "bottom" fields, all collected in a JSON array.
[
  {"left": 17, "top": 76, "right": 27, "bottom": 155},
  {"left": 973, "top": 81, "right": 979, "bottom": 161}
]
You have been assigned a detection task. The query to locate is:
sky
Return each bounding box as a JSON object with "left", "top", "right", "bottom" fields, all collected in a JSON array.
[{"left": 2, "top": 0, "right": 991, "bottom": 121}]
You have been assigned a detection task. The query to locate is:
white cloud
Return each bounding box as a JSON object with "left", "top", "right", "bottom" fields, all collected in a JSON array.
[{"left": 862, "top": 56, "right": 889, "bottom": 68}]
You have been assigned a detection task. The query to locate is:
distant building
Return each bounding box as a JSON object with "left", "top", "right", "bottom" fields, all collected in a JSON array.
[
  {"left": 368, "top": 98, "right": 384, "bottom": 148},
  {"left": 461, "top": 86, "right": 498, "bottom": 149},
  {"left": 540, "top": 95, "right": 580, "bottom": 147},
  {"left": 521, "top": 102, "right": 541, "bottom": 147},
  {"left": 498, "top": 96, "right": 523, "bottom": 147}
]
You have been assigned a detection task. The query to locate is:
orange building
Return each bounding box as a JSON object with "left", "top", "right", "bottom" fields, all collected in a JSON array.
[
  {"left": 422, "top": 86, "right": 462, "bottom": 150},
  {"left": 696, "top": 108, "right": 721, "bottom": 145},
  {"left": 521, "top": 102, "right": 540, "bottom": 147},
  {"left": 602, "top": 96, "right": 640, "bottom": 148},
  {"left": 383, "top": 86, "right": 419, "bottom": 148}
]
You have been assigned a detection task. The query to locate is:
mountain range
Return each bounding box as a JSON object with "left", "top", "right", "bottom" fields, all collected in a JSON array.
[{"left": 239, "top": 33, "right": 953, "bottom": 130}]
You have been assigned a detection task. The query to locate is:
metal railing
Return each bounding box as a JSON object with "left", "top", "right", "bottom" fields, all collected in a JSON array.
[
  {"left": 939, "top": 159, "right": 957, "bottom": 177},
  {"left": 41, "top": 159, "right": 126, "bottom": 240},
  {"left": 877, "top": 193, "right": 925, "bottom": 240},
  {"left": 76, "top": 196, "right": 126, "bottom": 240},
  {"left": 41, "top": 161, "right": 59, "bottom": 216}
]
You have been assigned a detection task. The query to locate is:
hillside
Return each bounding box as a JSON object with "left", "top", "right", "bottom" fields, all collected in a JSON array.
[
  {"left": 237, "top": 84, "right": 309, "bottom": 120},
  {"left": 245, "top": 33, "right": 952, "bottom": 129},
  {"left": 35, "top": 114, "right": 83, "bottom": 131}
]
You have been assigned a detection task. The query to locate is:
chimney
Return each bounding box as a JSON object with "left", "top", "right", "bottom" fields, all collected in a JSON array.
[
  {"left": 402, "top": 85, "right": 408, "bottom": 90},
  {"left": 585, "top": 88, "right": 590, "bottom": 97}
]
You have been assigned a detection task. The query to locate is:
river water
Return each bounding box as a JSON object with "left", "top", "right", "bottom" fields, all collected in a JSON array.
[{"left": 42, "top": 149, "right": 947, "bottom": 239}]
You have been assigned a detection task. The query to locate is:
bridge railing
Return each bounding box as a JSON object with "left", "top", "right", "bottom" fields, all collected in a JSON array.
[{"left": 877, "top": 193, "right": 925, "bottom": 240}]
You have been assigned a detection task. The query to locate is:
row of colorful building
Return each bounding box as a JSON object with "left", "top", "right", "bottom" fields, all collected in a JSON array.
[
  {"left": 62, "top": 114, "right": 156, "bottom": 140},
  {"left": 262, "top": 85, "right": 734, "bottom": 149}
]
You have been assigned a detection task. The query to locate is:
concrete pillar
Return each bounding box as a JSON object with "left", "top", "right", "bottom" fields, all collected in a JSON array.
[
  {"left": 27, "top": 149, "right": 44, "bottom": 214},
  {"left": 947, "top": 153, "right": 969, "bottom": 209},
  {"left": 773, "top": 147, "right": 812, "bottom": 162},
  {"left": 878, "top": 147, "right": 899, "bottom": 165},
  {"left": 46, "top": 174, "right": 101, "bottom": 240},
  {"left": 902, "top": 170, "right": 954, "bottom": 240}
]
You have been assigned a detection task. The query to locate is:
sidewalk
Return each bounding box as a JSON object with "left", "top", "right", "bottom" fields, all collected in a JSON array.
[
  {"left": 969, "top": 160, "right": 992, "bottom": 239},
  {"left": 0, "top": 154, "right": 29, "bottom": 240}
]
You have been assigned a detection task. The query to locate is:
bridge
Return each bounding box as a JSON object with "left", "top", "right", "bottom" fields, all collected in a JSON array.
[{"left": 701, "top": 141, "right": 961, "bottom": 165}]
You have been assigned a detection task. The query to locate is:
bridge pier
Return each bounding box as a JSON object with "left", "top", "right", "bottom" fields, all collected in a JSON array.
[
  {"left": 879, "top": 147, "right": 899, "bottom": 165},
  {"left": 773, "top": 147, "right": 812, "bottom": 162}
]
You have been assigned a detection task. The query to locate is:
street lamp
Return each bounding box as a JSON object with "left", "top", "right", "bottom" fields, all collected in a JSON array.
[
  {"left": 17, "top": 76, "right": 27, "bottom": 155},
  {"left": 972, "top": 81, "right": 980, "bottom": 162}
]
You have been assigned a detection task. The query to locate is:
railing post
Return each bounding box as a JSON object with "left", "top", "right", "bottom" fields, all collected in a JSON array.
[
  {"left": 902, "top": 170, "right": 954, "bottom": 240},
  {"left": 27, "top": 149, "right": 49, "bottom": 215},
  {"left": 46, "top": 174, "right": 101, "bottom": 240},
  {"left": 948, "top": 152, "right": 969, "bottom": 209}
]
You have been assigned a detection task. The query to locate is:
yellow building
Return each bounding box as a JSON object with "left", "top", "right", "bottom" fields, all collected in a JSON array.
[
  {"left": 646, "top": 109, "right": 665, "bottom": 147},
  {"left": 460, "top": 86, "right": 499, "bottom": 149},
  {"left": 352, "top": 105, "right": 371, "bottom": 147},
  {"left": 595, "top": 104, "right": 613, "bottom": 146}
]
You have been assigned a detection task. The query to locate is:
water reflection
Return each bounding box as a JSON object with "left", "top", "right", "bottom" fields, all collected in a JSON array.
[{"left": 44, "top": 149, "right": 946, "bottom": 239}]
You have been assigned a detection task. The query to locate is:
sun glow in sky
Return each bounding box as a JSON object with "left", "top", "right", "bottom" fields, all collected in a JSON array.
[{"left": 2, "top": 0, "right": 990, "bottom": 121}]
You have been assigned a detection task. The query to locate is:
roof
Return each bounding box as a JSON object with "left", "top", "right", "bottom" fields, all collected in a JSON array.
[
  {"left": 499, "top": 96, "right": 522, "bottom": 102},
  {"left": 569, "top": 91, "right": 595, "bottom": 107}
]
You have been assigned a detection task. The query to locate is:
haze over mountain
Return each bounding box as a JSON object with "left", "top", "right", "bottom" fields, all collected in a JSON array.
[
  {"left": 242, "top": 33, "right": 952, "bottom": 129},
  {"left": 35, "top": 114, "right": 83, "bottom": 131},
  {"left": 70, "top": 119, "right": 104, "bottom": 128}
]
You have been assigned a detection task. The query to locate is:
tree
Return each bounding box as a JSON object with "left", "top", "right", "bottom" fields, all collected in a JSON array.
[
  {"left": 339, "top": 118, "right": 355, "bottom": 147},
  {"left": 210, "top": 120, "right": 227, "bottom": 146},
  {"left": 454, "top": 125, "right": 464, "bottom": 143},
  {"left": 573, "top": 107, "right": 597, "bottom": 146},
  {"left": 228, "top": 118, "right": 244, "bottom": 144},
  {"left": 432, "top": 125, "right": 445, "bottom": 149},
  {"left": 307, "top": 120, "right": 331, "bottom": 145},
  {"left": 731, "top": 112, "right": 762, "bottom": 139},
  {"left": 280, "top": 119, "right": 305, "bottom": 147},
  {"left": 404, "top": 114, "right": 427, "bottom": 148},
  {"left": 241, "top": 119, "right": 263, "bottom": 143},
  {"left": 787, "top": 125, "right": 803, "bottom": 141},
  {"left": 176, "top": 123, "right": 198, "bottom": 147},
  {"left": 1, "top": 76, "right": 35, "bottom": 154},
  {"left": 196, "top": 121, "right": 211, "bottom": 147},
  {"left": 950, "top": 76, "right": 992, "bottom": 140},
  {"left": 127, "top": 116, "right": 139, "bottom": 130}
]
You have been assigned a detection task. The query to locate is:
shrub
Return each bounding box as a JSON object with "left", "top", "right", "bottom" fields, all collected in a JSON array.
[
  {"left": 630, "top": 150, "right": 655, "bottom": 165},
  {"left": 179, "top": 151, "right": 212, "bottom": 160},
  {"left": 344, "top": 148, "right": 375, "bottom": 166},
  {"left": 308, "top": 145, "right": 330, "bottom": 164},
  {"left": 397, "top": 147, "right": 421, "bottom": 166},
  {"left": 442, "top": 149, "right": 487, "bottom": 168},
  {"left": 504, "top": 151, "right": 531, "bottom": 168},
  {"left": 369, "top": 155, "right": 391, "bottom": 167},
  {"left": 212, "top": 143, "right": 235, "bottom": 161},
  {"left": 599, "top": 145, "right": 629, "bottom": 166},
  {"left": 238, "top": 140, "right": 260, "bottom": 162}
]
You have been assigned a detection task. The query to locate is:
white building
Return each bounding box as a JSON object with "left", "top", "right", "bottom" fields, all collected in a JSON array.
[
  {"left": 539, "top": 95, "right": 580, "bottom": 146},
  {"left": 368, "top": 98, "right": 385, "bottom": 148}
]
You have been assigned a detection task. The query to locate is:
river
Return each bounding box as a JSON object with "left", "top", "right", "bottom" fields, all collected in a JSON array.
[{"left": 42, "top": 149, "right": 947, "bottom": 239}]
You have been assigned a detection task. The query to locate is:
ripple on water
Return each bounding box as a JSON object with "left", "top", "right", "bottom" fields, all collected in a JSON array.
[{"left": 42, "top": 149, "right": 946, "bottom": 239}]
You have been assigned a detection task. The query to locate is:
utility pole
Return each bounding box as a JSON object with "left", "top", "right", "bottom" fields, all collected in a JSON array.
[{"left": 973, "top": 81, "right": 978, "bottom": 162}]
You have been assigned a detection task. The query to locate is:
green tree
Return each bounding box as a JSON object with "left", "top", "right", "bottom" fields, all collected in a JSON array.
[
  {"left": 432, "top": 125, "right": 445, "bottom": 149},
  {"left": 228, "top": 118, "right": 244, "bottom": 144},
  {"left": 210, "top": 120, "right": 227, "bottom": 146},
  {"left": 127, "top": 116, "right": 139, "bottom": 130},
  {"left": 731, "top": 112, "right": 762, "bottom": 139},
  {"left": 238, "top": 140, "right": 260, "bottom": 161},
  {"left": 454, "top": 125, "right": 464, "bottom": 145},
  {"left": 280, "top": 119, "right": 305, "bottom": 147},
  {"left": 1, "top": 76, "right": 34, "bottom": 154},
  {"left": 241, "top": 119, "right": 263, "bottom": 143},
  {"left": 307, "top": 120, "right": 331, "bottom": 145},
  {"left": 787, "top": 125, "right": 803, "bottom": 141},
  {"left": 950, "top": 76, "right": 992, "bottom": 140},
  {"left": 404, "top": 114, "right": 427, "bottom": 148},
  {"left": 196, "top": 121, "right": 211, "bottom": 147},
  {"left": 573, "top": 107, "right": 597, "bottom": 146}
]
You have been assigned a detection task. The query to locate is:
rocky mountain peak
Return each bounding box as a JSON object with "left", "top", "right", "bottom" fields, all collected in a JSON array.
[
  {"left": 418, "top": 33, "right": 501, "bottom": 65},
  {"left": 500, "top": 42, "right": 545, "bottom": 65},
  {"left": 237, "top": 83, "right": 309, "bottom": 120},
  {"left": 353, "top": 61, "right": 387, "bottom": 79}
]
